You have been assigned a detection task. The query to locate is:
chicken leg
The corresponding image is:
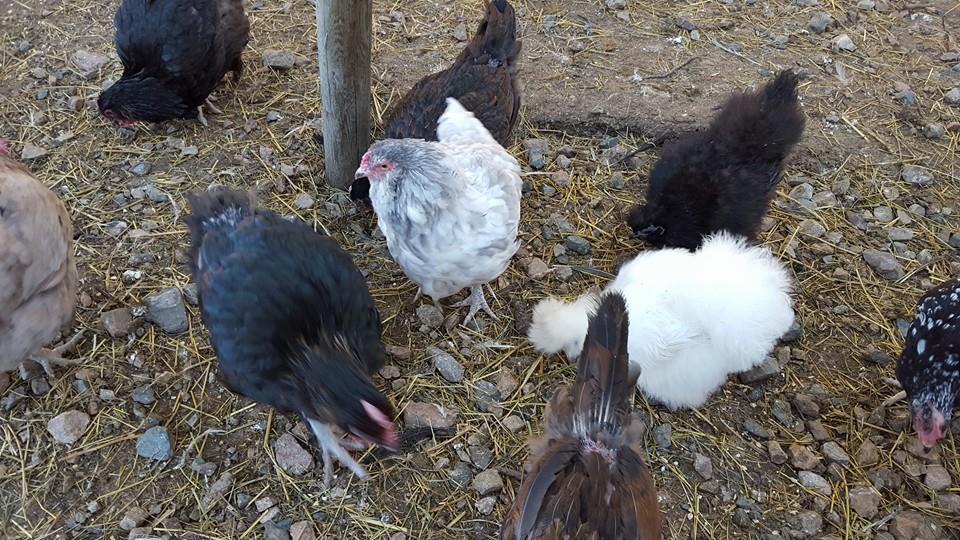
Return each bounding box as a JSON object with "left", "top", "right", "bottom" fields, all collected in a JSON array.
[
  {"left": 23, "top": 331, "right": 85, "bottom": 379},
  {"left": 453, "top": 284, "right": 497, "bottom": 325},
  {"left": 305, "top": 418, "right": 367, "bottom": 488}
]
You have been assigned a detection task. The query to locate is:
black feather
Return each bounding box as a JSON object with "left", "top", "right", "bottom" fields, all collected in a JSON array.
[{"left": 627, "top": 70, "right": 805, "bottom": 250}]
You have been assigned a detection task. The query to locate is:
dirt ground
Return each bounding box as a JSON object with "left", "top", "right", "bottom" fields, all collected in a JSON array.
[{"left": 1, "top": 0, "right": 959, "bottom": 538}]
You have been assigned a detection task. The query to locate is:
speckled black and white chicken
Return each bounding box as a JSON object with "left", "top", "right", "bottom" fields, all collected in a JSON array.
[{"left": 893, "top": 279, "right": 960, "bottom": 449}]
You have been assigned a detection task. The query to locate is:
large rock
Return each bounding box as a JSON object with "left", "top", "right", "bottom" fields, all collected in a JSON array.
[
  {"left": 144, "top": 287, "right": 188, "bottom": 333},
  {"left": 273, "top": 433, "right": 314, "bottom": 476},
  {"left": 862, "top": 250, "right": 904, "bottom": 280},
  {"left": 47, "top": 410, "right": 91, "bottom": 444}
]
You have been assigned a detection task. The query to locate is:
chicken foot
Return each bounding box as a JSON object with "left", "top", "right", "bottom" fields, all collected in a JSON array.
[
  {"left": 453, "top": 284, "right": 497, "bottom": 325},
  {"left": 881, "top": 378, "right": 906, "bottom": 407},
  {"left": 305, "top": 418, "right": 367, "bottom": 488},
  {"left": 196, "top": 98, "right": 223, "bottom": 127},
  {"left": 23, "top": 330, "right": 85, "bottom": 379}
]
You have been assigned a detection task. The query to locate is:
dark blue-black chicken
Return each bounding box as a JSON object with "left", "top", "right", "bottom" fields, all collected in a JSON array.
[
  {"left": 98, "top": 0, "right": 249, "bottom": 125},
  {"left": 894, "top": 279, "right": 960, "bottom": 450},
  {"left": 183, "top": 188, "right": 397, "bottom": 486},
  {"left": 349, "top": 0, "right": 521, "bottom": 202},
  {"left": 627, "top": 70, "right": 805, "bottom": 250}
]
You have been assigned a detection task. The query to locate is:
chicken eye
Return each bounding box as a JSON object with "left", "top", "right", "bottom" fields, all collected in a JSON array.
[{"left": 380, "top": 164, "right": 389, "bottom": 170}]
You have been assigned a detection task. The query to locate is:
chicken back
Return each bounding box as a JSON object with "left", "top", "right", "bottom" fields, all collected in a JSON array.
[
  {"left": 98, "top": 0, "right": 249, "bottom": 124},
  {"left": 350, "top": 0, "right": 521, "bottom": 201},
  {"left": 183, "top": 188, "right": 397, "bottom": 485},
  {"left": 502, "top": 293, "right": 662, "bottom": 540},
  {"left": 0, "top": 141, "right": 77, "bottom": 373}
]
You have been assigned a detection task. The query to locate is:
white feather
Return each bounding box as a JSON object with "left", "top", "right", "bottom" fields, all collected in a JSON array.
[{"left": 528, "top": 232, "right": 794, "bottom": 409}]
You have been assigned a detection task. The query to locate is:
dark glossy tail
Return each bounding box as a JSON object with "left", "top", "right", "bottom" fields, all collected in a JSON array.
[{"left": 460, "top": 0, "right": 521, "bottom": 69}]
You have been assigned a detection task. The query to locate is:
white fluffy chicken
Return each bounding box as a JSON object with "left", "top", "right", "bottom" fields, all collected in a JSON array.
[
  {"left": 355, "top": 98, "right": 522, "bottom": 324},
  {"left": 529, "top": 233, "right": 794, "bottom": 409}
]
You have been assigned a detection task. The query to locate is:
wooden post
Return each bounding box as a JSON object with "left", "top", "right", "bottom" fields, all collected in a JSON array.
[{"left": 316, "top": 0, "right": 372, "bottom": 189}]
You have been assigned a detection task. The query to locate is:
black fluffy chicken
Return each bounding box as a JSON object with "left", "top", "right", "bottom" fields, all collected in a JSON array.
[
  {"left": 98, "top": 0, "right": 249, "bottom": 126},
  {"left": 350, "top": 0, "right": 521, "bottom": 201},
  {"left": 893, "top": 279, "right": 960, "bottom": 449},
  {"left": 184, "top": 188, "right": 397, "bottom": 486},
  {"left": 627, "top": 70, "right": 805, "bottom": 250}
]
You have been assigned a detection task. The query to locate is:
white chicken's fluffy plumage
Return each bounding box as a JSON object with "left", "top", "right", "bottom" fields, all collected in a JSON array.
[
  {"left": 363, "top": 98, "right": 522, "bottom": 321},
  {"left": 529, "top": 233, "right": 794, "bottom": 409}
]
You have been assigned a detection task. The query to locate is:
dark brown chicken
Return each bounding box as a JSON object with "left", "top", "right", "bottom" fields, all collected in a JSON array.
[
  {"left": 0, "top": 140, "right": 80, "bottom": 378},
  {"left": 350, "top": 0, "right": 521, "bottom": 201},
  {"left": 501, "top": 293, "right": 662, "bottom": 540}
]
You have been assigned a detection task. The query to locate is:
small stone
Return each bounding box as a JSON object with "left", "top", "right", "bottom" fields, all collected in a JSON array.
[
  {"left": 788, "top": 444, "right": 821, "bottom": 470},
  {"left": 475, "top": 496, "right": 496, "bottom": 515},
  {"left": 780, "top": 322, "right": 802, "bottom": 343},
  {"left": 855, "top": 440, "right": 880, "bottom": 466},
  {"left": 190, "top": 458, "right": 217, "bottom": 476},
  {"left": 744, "top": 418, "right": 771, "bottom": 439},
  {"left": 523, "top": 139, "right": 548, "bottom": 170},
  {"left": 502, "top": 415, "right": 525, "bottom": 433},
  {"left": 47, "top": 410, "right": 91, "bottom": 445},
  {"left": 653, "top": 423, "right": 672, "bottom": 448},
  {"left": 144, "top": 287, "right": 188, "bottom": 334},
  {"left": 429, "top": 347, "right": 464, "bottom": 382},
  {"left": 738, "top": 357, "right": 781, "bottom": 383},
  {"left": 416, "top": 304, "right": 443, "bottom": 329},
  {"left": 849, "top": 486, "right": 881, "bottom": 518},
  {"left": 289, "top": 521, "right": 315, "bottom": 540},
  {"left": 262, "top": 49, "right": 296, "bottom": 70},
  {"left": 862, "top": 250, "right": 904, "bottom": 280},
  {"left": 901, "top": 165, "right": 934, "bottom": 186},
  {"left": 605, "top": 0, "right": 626, "bottom": 9},
  {"left": 273, "top": 433, "right": 313, "bottom": 476},
  {"left": 831, "top": 34, "right": 856, "bottom": 52},
  {"left": 807, "top": 12, "right": 833, "bottom": 33},
  {"left": 472, "top": 469, "right": 503, "bottom": 495},
  {"left": 807, "top": 420, "right": 831, "bottom": 442},
  {"left": 821, "top": 442, "right": 850, "bottom": 465},
  {"left": 136, "top": 426, "right": 173, "bottom": 461},
  {"left": 128, "top": 526, "right": 153, "bottom": 539},
  {"left": 564, "top": 235, "right": 591, "bottom": 255},
  {"left": 263, "top": 521, "right": 289, "bottom": 540},
  {"left": 293, "top": 193, "right": 314, "bottom": 209},
  {"left": 888, "top": 227, "right": 914, "bottom": 242},
  {"left": 496, "top": 369, "right": 519, "bottom": 396},
  {"left": 200, "top": 472, "right": 234, "bottom": 511},
  {"left": 101, "top": 308, "right": 133, "bottom": 338},
  {"left": 526, "top": 258, "right": 549, "bottom": 279},
  {"left": 693, "top": 453, "right": 713, "bottom": 480},
  {"left": 404, "top": 401, "right": 458, "bottom": 429},
  {"left": 923, "top": 123, "right": 946, "bottom": 139},
  {"left": 131, "top": 385, "right": 155, "bottom": 405},
  {"left": 799, "top": 470, "right": 832, "bottom": 496},
  {"left": 71, "top": 50, "right": 111, "bottom": 77},
  {"left": 924, "top": 465, "right": 951, "bottom": 490},
  {"left": 768, "top": 441, "right": 788, "bottom": 464},
  {"left": 266, "top": 111, "right": 281, "bottom": 123},
  {"left": 945, "top": 87, "right": 960, "bottom": 105},
  {"left": 449, "top": 461, "right": 473, "bottom": 487},
  {"left": 119, "top": 507, "right": 147, "bottom": 531},
  {"left": 21, "top": 143, "right": 48, "bottom": 160},
  {"left": 452, "top": 23, "right": 468, "bottom": 42},
  {"left": 796, "top": 510, "right": 822, "bottom": 536},
  {"left": 798, "top": 219, "right": 826, "bottom": 238},
  {"left": 793, "top": 394, "right": 820, "bottom": 418},
  {"left": 890, "top": 510, "right": 942, "bottom": 540}
]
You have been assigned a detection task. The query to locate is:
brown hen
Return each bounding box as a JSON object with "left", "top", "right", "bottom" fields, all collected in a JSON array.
[
  {"left": 0, "top": 140, "right": 79, "bottom": 378},
  {"left": 501, "top": 293, "right": 662, "bottom": 540}
]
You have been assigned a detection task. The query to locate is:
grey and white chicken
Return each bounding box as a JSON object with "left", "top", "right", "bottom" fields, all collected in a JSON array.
[
  {"left": 355, "top": 98, "right": 522, "bottom": 324},
  {"left": 0, "top": 139, "right": 80, "bottom": 378}
]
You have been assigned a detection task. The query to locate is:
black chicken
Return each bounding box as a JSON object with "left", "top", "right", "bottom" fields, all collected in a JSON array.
[
  {"left": 350, "top": 0, "right": 521, "bottom": 201},
  {"left": 894, "top": 279, "right": 960, "bottom": 450},
  {"left": 627, "top": 70, "right": 806, "bottom": 250},
  {"left": 183, "top": 188, "right": 397, "bottom": 486},
  {"left": 98, "top": 0, "right": 249, "bottom": 126}
]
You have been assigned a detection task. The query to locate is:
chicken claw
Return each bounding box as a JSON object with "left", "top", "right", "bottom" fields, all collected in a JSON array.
[
  {"left": 25, "top": 331, "right": 85, "bottom": 378},
  {"left": 306, "top": 418, "right": 367, "bottom": 488},
  {"left": 453, "top": 284, "right": 497, "bottom": 325}
]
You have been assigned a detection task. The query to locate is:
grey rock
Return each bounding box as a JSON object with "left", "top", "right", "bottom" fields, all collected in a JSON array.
[
  {"left": 131, "top": 162, "right": 151, "bottom": 176},
  {"left": 675, "top": 17, "right": 696, "bottom": 31},
  {"left": 526, "top": 258, "right": 549, "bottom": 279},
  {"left": 821, "top": 442, "right": 850, "bottom": 465},
  {"left": 738, "top": 357, "right": 781, "bottom": 383},
  {"left": 605, "top": 0, "right": 626, "bottom": 9},
  {"left": 263, "top": 521, "right": 290, "bottom": 540},
  {"left": 190, "top": 458, "right": 217, "bottom": 477},
  {"left": 888, "top": 227, "right": 914, "bottom": 242},
  {"left": 131, "top": 385, "right": 155, "bottom": 405},
  {"left": 101, "top": 308, "right": 133, "bottom": 338},
  {"left": 772, "top": 399, "right": 796, "bottom": 426},
  {"left": 862, "top": 250, "right": 904, "bottom": 280},
  {"left": 890, "top": 510, "right": 942, "bottom": 540},
  {"left": 923, "top": 123, "right": 946, "bottom": 139},
  {"left": 788, "top": 444, "right": 821, "bottom": 470},
  {"left": 105, "top": 220, "right": 129, "bottom": 238},
  {"left": 846, "top": 212, "right": 869, "bottom": 230},
  {"left": 430, "top": 347, "right": 464, "bottom": 382},
  {"left": 119, "top": 506, "right": 148, "bottom": 531},
  {"left": 874, "top": 205, "right": 894, "bottom": 222},
  {"left": 416, "top": 304, "right": 444, "bottom": 329},
  {"left": 182, "top": 283, "right": 199, "bottom": 305},
  {"left": 262, "top": 49, "right": 296, "bottom": 70},
  {"left": 798, "top": 219, "right": 826, "bottom": 238},
  {"left": 21, "top": 143, "right": 48, "bottom": 160},
  {"left": 523, "top": 139, "right": 548, "bottom": 170},
  {"left": 796, "top": 510, "right": 822, "bottom": 536},
  {"left": 266, "top": 111, "right": 281, "bottom": 122},
  {"left": 855, "top": 440, "right": 881, "bottom": 466},
  {"left": 744, "top": 418, "right": 771, "bottom": 439},
  {"left": 693, "top": 453, "right": 713, "bottom": 480},
  {"left": 136, "top": 426, "right": 173, "bottom": 460},
  {"left": 469, "top": 445, "right": 493, "bottom": 469},
  {"left": 780, "top": 322, "right": 802, "bottom": 343},
  {"left": 502, "top": 415, "right": 526, "bottom": 433},
  {"left": 768, "top": 440, "right": 788, "bottom": 463},
  {"left": 404, "top": 401, "right": 458, "bottom": 429},
  {"left": 293, "top": 193, "right": 314, "bottom": 209},
  {"left": 799, "top": 470, "right": 832, "bottom": 496},
  {"left": 47, "top": 410, "right": 91, "bottom": 445},
  {"left": 792, "top": 394, "right": 820, "bottom": 418},
  {"left": 946, "top": 87, "right": 960, "bottom": 105},
  {"left": 849, "top": 486, "right": 881, "bottom": 518},
  {"left": 807, "top": 12, "right": 833, "bottom": 33},
  {"left": 924, "top": 465, "right": 952, "bottom": 490},
  {"left": 901, "top": 165, "right": 934, "bottom": 186},
  {"left": 72, "top": 50, "right": 111, "bottom": 77},
  {"left": 273, "top": 433, "right": 314, "bottom": 476},
  {"left": 289, "top": 521, "right": 315, "bottom": 540},
  {"left": 831, "top": 34, "right": 856, "bottom": 52},
  {"left": 452, "top": 23, "right": 468, "bottom": 42},
  {"left": 449, "top": 461, "right": 473, "bottom": 487},
  {"left": 564, "top": 235, "right": 591, "bottom": 255},
  {"left": 950, "top": 233, "right": 960, "bottom": 249},
  {"left": 653, "top": 423, "right": 672, "bottom": 448},
  {"left": 475, "top": 496, "right": 497, "bottom": 515},
  {"left": 472, "top": 469, "right": 503, "bottom": 495},
  {"left": 812, "top": 190, "right": 838, "bottom": 208},
  {"left": 807, "top": 420, "right": 831, "bottom": 441},
  {"left": 474, "top": 380, "right": 501, "bottom": 413},
  {"left": 144, "top": 287, "right": 188, "bottom": 333},
  {"left": 788, "top": 182, "right": 814, "bottom": 201},
  {"left": 894, "top": 87, "right": 917, "bottom": 107}
]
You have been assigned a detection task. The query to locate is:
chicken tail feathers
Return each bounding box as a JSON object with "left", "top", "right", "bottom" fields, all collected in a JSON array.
[
  {"left": 461, "top": 0, "right": 520, "bottom": 69},
  {"left": 707, "top": 70, "right": 805, "bottom": 189},
  {"left": 182, "top": 187, "right": 254, "bottom": 269},
  {"left": 571, "top": 292, "right": 634, "bottom": 438}
]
